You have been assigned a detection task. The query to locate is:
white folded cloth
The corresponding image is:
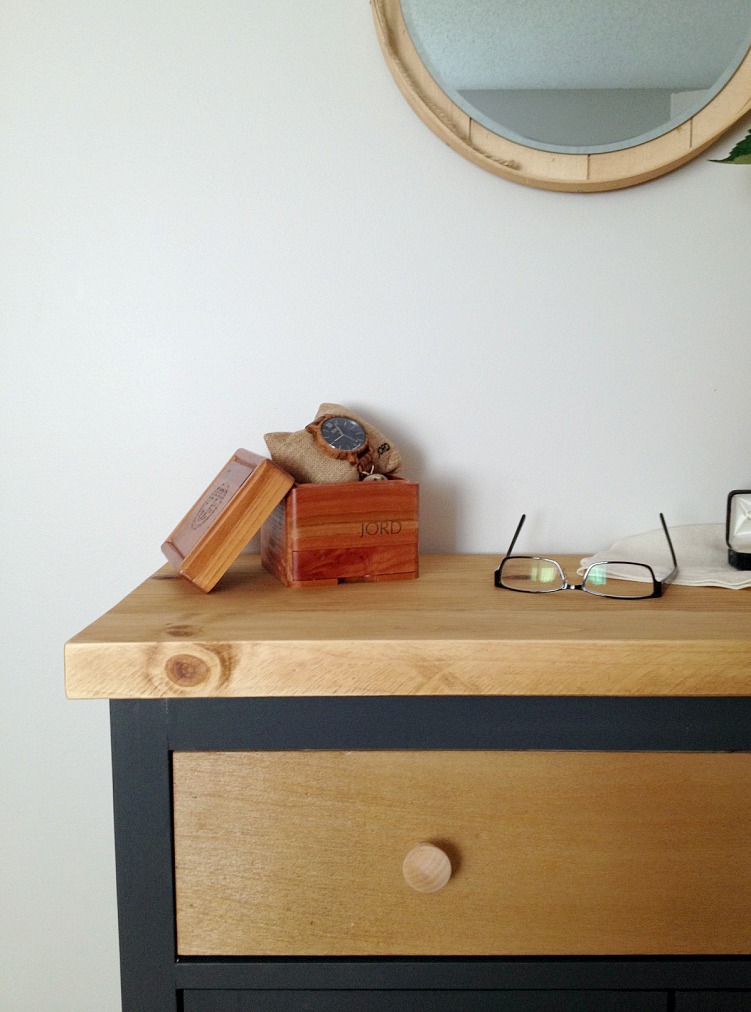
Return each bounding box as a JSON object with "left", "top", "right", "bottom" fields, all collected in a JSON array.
[{"left": 579, "top": 523, "right": 751, "bottom": 590}]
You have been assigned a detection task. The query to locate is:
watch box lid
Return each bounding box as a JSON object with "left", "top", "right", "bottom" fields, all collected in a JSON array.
[{"left": 161, "top": 449, "right": 294, "bottom": 592}]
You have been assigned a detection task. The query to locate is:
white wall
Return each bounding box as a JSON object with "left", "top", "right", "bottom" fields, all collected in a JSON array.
[{"left": 2, "top": 3, "right": 750, "bottom": 1009}]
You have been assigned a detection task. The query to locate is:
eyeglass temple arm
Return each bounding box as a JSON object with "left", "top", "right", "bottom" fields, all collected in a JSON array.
[
  {"left": 659, "top": 512, "right": 679, "bottom": 585},
  {"left": 505, "top": 514, "right": 527, "bottom": 556},
  {"left": 502, "top": 512, "right": 676, "bottom": 579}
]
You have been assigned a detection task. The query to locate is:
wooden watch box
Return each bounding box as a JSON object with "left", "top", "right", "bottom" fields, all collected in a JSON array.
[
  {"left": 161, "top": 450, "right": 294, "bottom": 592},
  {"left": 161, "top": 448, "right": 419, "bottom": 590},
  {"left": 260, "top": 476, "right": 419, "bottom": 588}
]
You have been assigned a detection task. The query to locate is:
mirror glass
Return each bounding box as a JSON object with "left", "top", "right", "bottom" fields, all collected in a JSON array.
[{"left": 400, "top": 0, "right": 751, "bottom": 154}]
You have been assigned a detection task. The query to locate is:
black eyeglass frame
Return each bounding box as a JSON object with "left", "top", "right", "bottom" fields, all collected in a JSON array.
[{"left": 494, "top": 513, "right": 679, "bottom": 600}]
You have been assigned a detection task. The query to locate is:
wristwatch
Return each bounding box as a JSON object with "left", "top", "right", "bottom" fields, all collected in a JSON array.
[{"left": 305, "top": 414, "right": 375, "bottom": 478}]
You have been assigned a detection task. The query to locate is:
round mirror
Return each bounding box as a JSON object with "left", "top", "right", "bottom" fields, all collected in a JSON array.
[{"left": 372, "top": 0, "right": 751, "bottom": 191}]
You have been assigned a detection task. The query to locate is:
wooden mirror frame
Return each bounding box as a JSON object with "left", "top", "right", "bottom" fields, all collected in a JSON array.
[{"left": 372, "top": 0, "right": 751, "bottom": 192}]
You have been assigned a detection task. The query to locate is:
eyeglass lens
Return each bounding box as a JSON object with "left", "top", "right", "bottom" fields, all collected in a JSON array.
[
  {"left": 500, "top": 557, "right": 564, "bottom": 592},
  {"left": 582, "top": 562, "right": 655, "bottom": 598},
  {"left": 500, "top": 558, "right": 657, "bottom": 598}
]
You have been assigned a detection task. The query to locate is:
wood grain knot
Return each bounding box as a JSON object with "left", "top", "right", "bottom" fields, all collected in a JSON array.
[
  {"left": 402, "top": 843, "right": 452, "bottom": 894},
  {"left": 165, "top": 653, "right": 210, "bottom": 687},
  {"left": 149, "top": 642, "right": 233, "bottom": 695}
]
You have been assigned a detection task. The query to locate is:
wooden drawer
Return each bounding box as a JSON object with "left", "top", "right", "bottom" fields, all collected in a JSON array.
[
  {"left": 675, "top": 996, "right": 751, "bottom": 1012},
  {"left": 182, "top": 990, "right": 669, "bottom": 1011},
  {"left": 172, "top": 751, "right": 751, "bottom": 957}
]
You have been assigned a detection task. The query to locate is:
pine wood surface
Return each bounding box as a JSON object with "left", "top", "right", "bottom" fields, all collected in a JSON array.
[
  {"left": 173, "top": 750, "right": 751, "bottom": 956},
  {"left": 65, "top": 554, "right": 751, "bottom": 699},
  {"left": 372, "top": 0, "right": 751, "bottom": 192}
]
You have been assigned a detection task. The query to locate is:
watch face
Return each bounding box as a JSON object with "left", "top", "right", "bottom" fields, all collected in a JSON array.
[{"left": 319, "top": 416, "right": 367, "bottom": 452}]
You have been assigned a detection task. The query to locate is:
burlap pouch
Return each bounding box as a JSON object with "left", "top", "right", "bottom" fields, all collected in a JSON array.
[{"left": 264, "top": 403, "right": 402, "bottom": 484}]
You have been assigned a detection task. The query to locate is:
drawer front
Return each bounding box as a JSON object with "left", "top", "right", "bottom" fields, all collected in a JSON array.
[
  {"left": 675, "top": 995, "right": 751, "bottom": 1011},
  {"left": 173, "top": 751, "right": 751, "bottom": 957},
  {"left": 182, "top": 990, "right": 669, "bottom": 1011}
]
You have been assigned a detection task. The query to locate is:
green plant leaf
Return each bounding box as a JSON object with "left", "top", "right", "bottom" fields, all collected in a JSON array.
[{"left": 710, "top": 127, "right": 751, "bottom": 163}]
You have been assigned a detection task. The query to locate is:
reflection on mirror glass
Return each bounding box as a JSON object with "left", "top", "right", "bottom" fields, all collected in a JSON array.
[{"left": 400, "top": 0, "right": 751, "bottom": 153}]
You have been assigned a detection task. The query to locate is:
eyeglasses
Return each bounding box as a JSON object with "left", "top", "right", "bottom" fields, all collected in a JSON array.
[{"left": 494, "top": 513, "right": 678, "bottom": 599}]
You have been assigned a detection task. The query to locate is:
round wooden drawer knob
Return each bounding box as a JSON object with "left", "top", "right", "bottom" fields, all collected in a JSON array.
[{"left": 402, "top": 844, "right": 452, "bottom": 893}]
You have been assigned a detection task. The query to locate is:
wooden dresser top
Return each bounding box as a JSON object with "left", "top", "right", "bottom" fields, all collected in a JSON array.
[{"left": 65, "top": 554, "right": 751, "bottom": 699}]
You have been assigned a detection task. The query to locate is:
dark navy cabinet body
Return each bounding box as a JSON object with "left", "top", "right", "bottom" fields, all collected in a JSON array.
[{"left": 111, "top": 696, "right": 751, "bottom": 1012}]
